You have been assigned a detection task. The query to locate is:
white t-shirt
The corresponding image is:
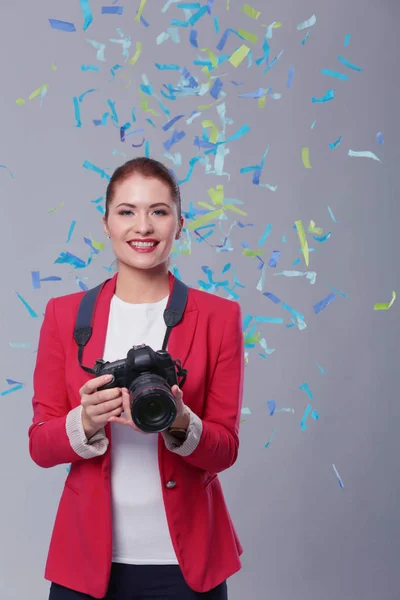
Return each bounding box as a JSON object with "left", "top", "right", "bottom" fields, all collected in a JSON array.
[{"left": 102, "top": 293, "right": 179, "bottom": 565}]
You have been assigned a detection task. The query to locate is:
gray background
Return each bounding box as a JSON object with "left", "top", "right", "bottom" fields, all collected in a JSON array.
[{"left": 0, "top": 0, "right": 399, "bottom": 599}]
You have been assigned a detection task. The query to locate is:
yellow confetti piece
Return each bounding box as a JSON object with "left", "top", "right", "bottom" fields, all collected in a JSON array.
[
  {"left": 200, "top": 47, "right": 218, "bottom": 68},
  {"left": 28, "top": 84, "right": 48, "bottom": 101},
  {"left": 202, "top": 119, "right": 219, "bottom": 143},
  {"left": 207, "top": 184, "right": 224, "bottom": 206},
  {"left": 261, "top": 21, "right": 283, "bottom": 29},
  {"left": 308, "top": 220, "right": 323, "bottom": 235},
  {"left": 118, "top": 73, "right": 132, "bottom": 89},
  {"left": 187, "top": 209, "right": 224, "bottom": 230},
  {"left": 51, "top": 63, "right": 57, "bottom": 71},
  {"left": 48, "top": 202, "right": 64, "bottom": 214},
  {"left": 16, "top": 98, "right": 25, "bottom": 105},
  {"left": 90, "top": 237, "right": 105, "bottom": 251},
  {"left": 237, "top": 28, "right": 258, "bottom": 44},
  {"left": 135, "top": 0, "right": 147, "bottom": 21},
  {"left": 302, "top": 147, "right": 312, "bottom": 168},
  {"left": 258, "top": 95, "right": 266, "bottom": 109},
  {"left": 128, "top": 41, "right": 142, "bottom": 65},
  {"left": 229, "top": 44, "right": 250, "bottom": 68},
  {"left": 242, "top": 4, "right": 261, "bottom": 19},
  {"left": 226, "top": 0, "right": 230, "bottom": 8},
  {"left": 373, "top": 290, "right": 396, "bottom": 311},
  {"left": 201, "top": 66, "right": 212, "bottom": 80},
  {"left": 295, "top": 220, "right": 309, "bottom": 266},
  {"left": 243, "top": 248, "right": 263, "bottom": 257},
  {"left": 139, "top": 90, "right": 160, "bottom": 116}
]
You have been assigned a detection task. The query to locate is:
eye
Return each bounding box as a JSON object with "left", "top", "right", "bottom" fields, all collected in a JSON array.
[
  {"left": 118, "top": 209, "right": 133, "bottom": 216},
  {"left": 153, "top": 209, "right": 168, "bottom": 216}
]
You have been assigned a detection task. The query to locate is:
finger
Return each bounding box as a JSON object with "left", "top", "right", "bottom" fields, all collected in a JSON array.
[
  {"left": 121, "top": 389, "right": 133, "bottom": 421},
  {"left": 80, "top": 374, "right": 113, "bottom": 396},
  {"left": 91, "top": 396, "right": 123, "bottom": 416}
]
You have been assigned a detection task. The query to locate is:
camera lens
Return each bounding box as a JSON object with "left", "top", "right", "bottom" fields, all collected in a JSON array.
[{"left": 129, "top": 373, "right": 177, "bottom": 433}]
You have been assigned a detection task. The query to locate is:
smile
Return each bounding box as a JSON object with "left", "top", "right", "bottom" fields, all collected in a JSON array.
[{"left": 127, "top": 241, "right": 159, "bottom": 253}]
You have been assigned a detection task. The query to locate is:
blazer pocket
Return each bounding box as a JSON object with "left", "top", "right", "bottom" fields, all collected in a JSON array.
[{"left": 203, "top": 473, "right": 217, "bottom": 489}]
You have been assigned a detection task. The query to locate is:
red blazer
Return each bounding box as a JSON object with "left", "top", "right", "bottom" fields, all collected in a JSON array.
[{"left": 29, "top": 272, "right": 244, "bottom": 597}]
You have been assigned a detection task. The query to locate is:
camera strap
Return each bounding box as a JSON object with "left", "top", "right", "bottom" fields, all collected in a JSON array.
[{"left": 74, "top": 276, "right": 189, "bottom": 375}]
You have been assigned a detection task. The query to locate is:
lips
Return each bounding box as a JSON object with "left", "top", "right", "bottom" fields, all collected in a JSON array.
[{"left": 127, "top": 239, "right": 159, "bottom": 248}]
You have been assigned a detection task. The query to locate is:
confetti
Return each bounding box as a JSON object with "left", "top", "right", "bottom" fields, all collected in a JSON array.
[
  {"left": 321, "top": 69, "right": 349, "bottom": 81},
  {"left": 348, "top": 149, "right": 381, "bottom": 162},
  {"left": 31, "top": 272, "right": 62, "bottom": 290},
  {"left": 337, "top": 56, "right": 362, "bottom": 72},
  {"left": 329, "top": 135, "right": 342, "bottom": 149},
  {"left": 297, "top": 14, "right": 316, "bottom": 30},
  {"left": 128, "top": 41, "right": 142, "bottom": 65},
  {"left": 0, "top": 164, "right": 14, "bottom": 178},
  {"left": 301, "top": 147, "right": 312, "bottom": 168},
  {"left": 16, "top": 293, "right": 38, "bottom": 318},
  {"left": 376, "top": 132, "right": 384, "bottom": 144},
  {"left": 264, "top": 427, "right": 277, "bottom": 448},
  {"left": 373, "top": 290, "right": 396, "bottom": 311},
  {"left": 80, "top": 0, "right": 93, "bottom": 30},
  {"left": 242, "top": 4, "right": 261, "bottom": 19},
  {"left": 48, "top": 19, "right": 76, "bottom": 32},
  {"left": 332, "top": 464, "right": 344, "bottom": 489},
  {"left": 344, "top": 34, "right": 351, "bottom": 46},
  {"left": 229, "top": 45, "right": 251, "bottom": 68},
  {"left": 102, "top": 6, "right": 124, "bottom": 14},
  {"left": 294, "top": 220, "right": 309, "bottom": 267},
  {"left": 313, "top": 292, "right": 336, "bottom": 314},
  {"left": 312, "top": 89, "right": 334, "bottom": 103}
]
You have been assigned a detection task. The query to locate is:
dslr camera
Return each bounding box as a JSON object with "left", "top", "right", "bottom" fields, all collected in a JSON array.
[{"left": 95, "top": 344, "right": 187, "bottom": 433}]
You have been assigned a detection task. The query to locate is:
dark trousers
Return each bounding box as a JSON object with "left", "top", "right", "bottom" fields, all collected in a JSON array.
[{"left": 48, "top": 562, "right": 228, "bottom": 600}]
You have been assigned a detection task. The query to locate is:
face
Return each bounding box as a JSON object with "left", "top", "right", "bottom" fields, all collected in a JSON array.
[{"left": 103, "top": 174, "right": 184, "bottom": 273}]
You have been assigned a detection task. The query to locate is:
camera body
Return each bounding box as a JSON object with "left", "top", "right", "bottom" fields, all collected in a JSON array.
[{"left": 95, "top": 344, "right": 182, "bottom": 433}]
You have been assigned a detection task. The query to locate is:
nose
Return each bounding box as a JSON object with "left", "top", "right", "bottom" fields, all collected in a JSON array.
[{"left": 133, "top": 213, "right": 154, "bottom": 235}]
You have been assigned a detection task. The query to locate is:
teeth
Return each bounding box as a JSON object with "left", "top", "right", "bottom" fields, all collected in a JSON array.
[{"left": 129, "top": 241, "right": 156, "bottom": 248}]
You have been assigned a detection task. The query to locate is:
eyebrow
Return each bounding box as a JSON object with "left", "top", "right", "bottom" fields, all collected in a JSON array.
[{"left": 116, "top": 202, "right": 171, "bottom": 209}]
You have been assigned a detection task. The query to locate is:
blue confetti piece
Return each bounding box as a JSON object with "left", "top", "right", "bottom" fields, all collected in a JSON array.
[
  {"left": 48, "top": 19, "right": 76, "bottom": 32},
  {"left": 268, "top": 250, "right": 280, "bottom": 268},
  {"left": 344, "top": 34, "right": 351, "bottom": 46},
  {"left": 0, "top": 164, "right": 14, "bottom": 178},
  {"left": 137, "top": 10, "right": 150, "bottom": 26},
  {"left": 54, "top": 252, "right": 87, "bottom": 269},
  {"left": 287, "top": 65, "right": 294, "bottom": 88},
  {"left": 264, "top": 427, "right": 277, "bottom": 449},
  {"left": 206, "top": 0, "right": 215, "bottom": 13},
  {"left": 299, "top": 382, "right": 313, "bottom": 400},
  {"left": 258, "top": 224, "right": 272, "bottom": 246},
  {"left": 78, "top": 88, "right": 95, "bottom": 103},
  {"left": 80, "top": 0, "right": 93, "bottom": 30},
  {"left": 162, "top": 115, "right": 184, "bottom": 131},
  {"left": 328, "top": 206, "right": 337, "bottom": 223},
  {"left": 214, "top": 16, "right": 219, "bottom": 33},
  {"left": 321, "top": 68, "right": 349, "bottom": 81},
  {"left": 163, "top": 130, "right": 186, "bottom": 151},
  {"left": 210, "top": 77, "right": 223, "bottom": 99},
  {"left": 313, "top": 292, "right": 336, "bottom": 314},
  {"left": 66, "top": 221, "right": 76, "bottom": 243},
  {"left": 316, "top": 362, "right": 326, "bottom": 374},
  {"left": 73, "top": 97, "right": 81, "bottom": 127},
  {"left": 312, "top": 89, "right": 334, "bottom": 103},
  {"left": 188, "top": 5, "right": 208, "bottom": 26},
  {"left": 267, "top": 400, "right": 276, "bottom": 416},
  {"left": 107, "top": 99, "right": 118, "bottom": 124},
  {"left": 177, "top": 2, "right": 201, "bottom": 8},
  {"left": 83, "top": 160, "right": 110, "bottom": 181},
  {"left": 31, "top": 272, "right": 62, "bottom": 290},
  {"left": 376, "top": 132, "right": 384, "bottom": 144},
  {"left": 312, "top": 232, "right": 331, "bottom": 242},
  {"left": 333, "top": 464, "right": 344, "bottom": 489},
  {"left": 102, "top": 6, "right": 123, "bottom": 14},
  {"left": 329, "top": 135, "right": 342, "bottom": 149},
  {"left": 311, "top": 409, "right": 319, "bottom": 421},
  {"left": 0, "top": 383, "right": 24, "bottom": 397},
  {"left": 92, "top": 112, "right": 110, "bottom": 126},
  {"left": 337, "top": 55, "right": 362, "bottom": 71},
  {"left": 263, "top": 292, "right": 281, "bottom": 304},
  {"left": 300, "top": 404, "right": 312, "bottom": 431},
  {"left": 81, "top": 65, "right": 99, "bottom": 71},
  {"left": 16, "top": 293, "right": 39, "bottom": 318},
  {"left": 311, "top": 119, "right": 317, "bottom": 129},
  {"left": 145, "top": 140, "right": 150, "bottom": 157},
  {"left": 189, "top": 29, "right": 198, "bottom": 47}
]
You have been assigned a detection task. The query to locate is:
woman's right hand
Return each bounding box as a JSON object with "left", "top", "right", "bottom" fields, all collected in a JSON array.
[{"left": 80, "top": 374, "right": 123, "bottom": 439}]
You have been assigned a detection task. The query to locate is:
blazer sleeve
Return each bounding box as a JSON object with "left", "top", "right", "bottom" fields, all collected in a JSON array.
[
  {"left": 164, "top": 300, "right": 244, "bottom": 474},
  {"left": 28, "top": 298, "right": 108, "bottom": 469}
]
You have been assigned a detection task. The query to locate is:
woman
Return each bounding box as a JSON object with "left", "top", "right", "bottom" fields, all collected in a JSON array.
[{"left": 29, "top": 157, "right": 244, "bottom": 600}]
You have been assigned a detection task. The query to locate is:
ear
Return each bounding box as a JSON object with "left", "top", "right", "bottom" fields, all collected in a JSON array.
[
  {"left": 176, "top": 215, "right": 184, "bottom": 239},
  {"left": 102, "top": 216, "right": 109, "bottom": 237}
]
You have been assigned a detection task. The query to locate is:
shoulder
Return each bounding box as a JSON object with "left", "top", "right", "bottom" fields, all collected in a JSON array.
[{"left": 189, "top": 286, "right": 242, "bottom": 320}]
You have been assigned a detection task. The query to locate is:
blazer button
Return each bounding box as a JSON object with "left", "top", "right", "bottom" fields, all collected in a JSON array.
[{"left": 166, "top": 480, "right": 177, "bottom": 489}]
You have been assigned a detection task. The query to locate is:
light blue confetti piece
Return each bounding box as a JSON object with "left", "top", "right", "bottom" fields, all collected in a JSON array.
[
  {"left": 214, "top": 16, "right": 219, "bottom": 33},
  {"left": 177, "top": 2, "right": 201, "bottom": 7},
  {"left": 297, "top": 14, "right": 316, "bottom": 30},
  {"left": 264, "top": 427, "right": 277, "bottom": 449},
  {"left": 78, "top": 88, "right": 95, "bottom": 103},
  {"left": 268, "top": 250, "right": 280, "bottom": 268},
  {"left": 66, "top": 464, "right": 71, "bottom": 474},
  {"left": 107, "top": 99, "right": 118, "bottom": 123},
  {"left": 49, "top": 19, "right": 76, "bottom": 32},
  {"left": 312, "top": 232, "right": 331, "bottom": 242},
  {"left": 16, "top": 293, "right": 38, "bottom": 318},
  {"left": 9, "top": 343, "right": 31, "bottom": 348},
  {"left": 188, "top": 5, "right": 208, "bottom": 26},
  {"left": 145, "top": 140, "right": 150, "bottom": 157},
  {"left": 300, "top": 404, "right": 312, "bottom": 431},
  {"left": 156, "top": 63, "right": 181, "bottom": 70},
  {"left": 328, "top": 206, "right": 337, "bottom": 223},
  {"left": 299, "top": 382, "right": 313, "bottom": 400},
  {"left": 301, "top": 31, "right": 310, "bottom": 45},
  {"left": 0, "top": 164, "right": 14, "bottom": 178},
  {"left": 311, "top": 120, "right": 317, "bottom": 129},
  {"left": 0, "top": 384, "right": 24, "bottom": 397},
  {"left": 275, "top": 408, "right": 295, "bottom": 414},
  {"left": 80, "top": 0, "right": 93, "bottom": 30},
  {"left": 267, "top": 400, "right": 276, "bottom": 416},
  {"left": 241, "top": 407, "right": 251, "bottom": 415},
  {"left": 329, "top": 135, "right": 342, "bottom": 149},
  {"left": 333, "top": 464, "right": 344, "bottom": 489},
  {"left": 348, "top": 149, "right": 381, "bottom": 162},
  {"left": 337, "top": 55, "right": 362, "bottom": 72},
  {"left": 54, "top": 251, "right": 87, "bottom": 269},
  {"left": 222, "top": 263, "right": 231, "bottom": 273},
  {"left": 102, "top": 6, "right": 123, "bottom": 14},
  {"left": 312, "top": 89, "right": 334, "bottom": 103},
  {"left": 316, "top": 361, "right": 326, "bottom": 374},
  {"left": 311, "top": 409, "right": 319, "bottom": 421},
  {"left": 263, "top": 292, "right": 281, "bottom": 304},
  {"left": 313, "top": 292, "right": 336, "bottom": 314},
  {"left": 376, "top": 132, "right": 384, "bottom": 144},
  {"left": 86, "top": 39, "right": 106, "bottom": 61},
  {"left": 321, "top": 69, "right": 348, "bottom": 81},
  {"left": 327, "top": 285, "right": 348, "bottom": 298},
  {"left": 344, "top": 34, "right": 351, "bottom": 46},
  {"left": 253, "top": 316, "right": 283, "bottom": 324},
  {"left": 287, "top": 65, "right": 294, "bottom": 88},
  {"left": 66, "top": 221, "right": 76, "bottom": 243}
]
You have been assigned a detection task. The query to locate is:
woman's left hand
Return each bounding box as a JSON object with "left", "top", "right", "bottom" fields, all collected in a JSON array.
[{"left": 108, "top": 385, "right": 190, "bottom": 432}]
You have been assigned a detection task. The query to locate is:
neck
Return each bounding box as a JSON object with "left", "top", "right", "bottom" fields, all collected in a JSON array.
[{"left": 115, "top": 262, "right": 171, "bottom": 304}]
